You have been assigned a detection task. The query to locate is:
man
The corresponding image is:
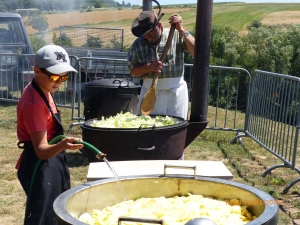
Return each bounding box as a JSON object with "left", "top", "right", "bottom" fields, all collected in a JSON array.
[{"left": 128, "top": 10, "right": 195, "bottom": 119}]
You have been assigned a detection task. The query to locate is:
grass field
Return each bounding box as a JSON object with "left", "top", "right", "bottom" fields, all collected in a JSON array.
[{"left": 0, "top": 100, "right": 300, "bottom": 224}]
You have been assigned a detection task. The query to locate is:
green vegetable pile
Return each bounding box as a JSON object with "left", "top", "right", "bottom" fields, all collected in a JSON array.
[{"left": 90, "top": 112, "right": 178, "bottom": 128}]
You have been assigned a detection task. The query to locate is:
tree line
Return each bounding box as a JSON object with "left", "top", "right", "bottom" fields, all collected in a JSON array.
[
  {"left": 184, "top": 22, "right": 300, "bottom": 112},
  {"left": 203, "top": 22, "right": 300, "bottom": 77},
  {"left": 0, "top": 0, "right": 131, "bottom": 12}
]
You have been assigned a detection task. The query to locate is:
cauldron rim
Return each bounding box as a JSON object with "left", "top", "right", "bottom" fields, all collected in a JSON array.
[
  {"left": 87, "top": 78, "right": 140, "bottom": 88},
  {"left": 81, "top": 114, "right": 189, "bottom": 132},
  {"left": 54, "top": 175, "right": 279, "bottom": 225}
]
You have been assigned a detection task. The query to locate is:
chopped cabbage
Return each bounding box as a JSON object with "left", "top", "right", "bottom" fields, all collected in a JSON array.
[{"left": 90, "top": 112, "right": 178, "bottom": 128}]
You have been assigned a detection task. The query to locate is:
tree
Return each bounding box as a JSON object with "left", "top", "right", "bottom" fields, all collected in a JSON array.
[
  {"left": 23, "top": 0, "right": 36, "bottom": 9},
  {"left": 109, "top": 35, "right": 122, "bottom": 49},
  {"left": 0, "top": 3, "right": 7, "bottom": 12},
  {"left": 29, "top": 34, "right": 47, "bottom": 53},
  {"left": 53, "top": 32, "right": 73, "bottom": 46},
  {"left": 209, "top": 25, "right": 241, "bottom": 67},
  {"left": 94, "top": 0, "right": 102, "bottom": 8},
  {"left": 247, "top": 20, "right": 262, "bottom": 30},
  {"left": 285, "top": 24, "right": 300, "bottom": 77},
  {"left": 26, "top": 13, "right": 48, "bottom": 34},
  {"left": 242, "top": 26, "right": 292, "bottom": 75},
  {"left": 4, "top": 0, "right": 19, "bottom": 11},
  {"left": 82, "top": 35, "right": 103, "bottom": 48}
]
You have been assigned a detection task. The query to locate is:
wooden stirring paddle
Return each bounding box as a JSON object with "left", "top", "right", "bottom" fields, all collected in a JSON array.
[{"left": 140, "top": 24, "right": 176, "bottom": 116}]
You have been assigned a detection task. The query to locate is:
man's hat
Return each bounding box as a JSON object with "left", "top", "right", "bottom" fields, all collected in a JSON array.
[
  {"left": 35, "top": 44, "right": 77, "bottom": 74},
  {"left": 131, "top": 10, "right": 162, "bottom": 37}
]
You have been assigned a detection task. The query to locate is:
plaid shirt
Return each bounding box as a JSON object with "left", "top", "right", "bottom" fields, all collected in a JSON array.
[{"left": 128, "top": 28, "right": 188, "bottom": 78}]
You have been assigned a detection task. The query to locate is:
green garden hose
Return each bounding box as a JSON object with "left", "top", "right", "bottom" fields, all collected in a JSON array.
[{"left": 24, "top": 135, "right": 106, "bottom": 223}]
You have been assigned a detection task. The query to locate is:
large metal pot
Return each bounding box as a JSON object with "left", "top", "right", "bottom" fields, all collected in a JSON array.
[
  {"left": 83, "top": 78, "right": 141, "bottom": 120},
  {"left": 54, "top": 175, "right": 279, "bottom": 225},
  {"left": 82, "top": 115, "right": 189, "bottom": 162}
]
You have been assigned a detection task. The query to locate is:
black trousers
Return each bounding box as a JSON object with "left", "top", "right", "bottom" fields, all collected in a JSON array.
[{"left": 17, "top": 144, "right": 70, "bottom": 225}]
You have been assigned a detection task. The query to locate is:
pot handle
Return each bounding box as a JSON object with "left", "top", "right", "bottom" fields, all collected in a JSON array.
[
  {"left": 164, "top": 164, "right": 197, "bottom": 179},
  {"left": 137, "top": 146, "right": 155, "bottom": 151},
  {"left": 118, "top": 217, "right": 164, "bottom": 224}
]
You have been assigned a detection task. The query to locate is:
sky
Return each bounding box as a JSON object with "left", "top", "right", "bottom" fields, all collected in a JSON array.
[{"left": 124, "top": 0, "right": 300, "bottom": 6}]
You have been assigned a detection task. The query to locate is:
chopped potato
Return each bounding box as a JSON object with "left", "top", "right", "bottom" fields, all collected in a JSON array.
[{"left": 78, "top": 194, "right": 255, "bottom": 225}]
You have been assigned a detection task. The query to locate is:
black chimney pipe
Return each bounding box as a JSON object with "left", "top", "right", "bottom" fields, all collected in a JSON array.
[
  {"left": 141, "top": 0, "right": 213, "bottom": 148},
  {"left": 143, "top": 0, "right": 152, "bottom": 10},
  {"left": 190, "top": 0, "right": 213, "bottom": 123},
  {"left": 184, "top": 0, "right": 213, "bottom": 147}
]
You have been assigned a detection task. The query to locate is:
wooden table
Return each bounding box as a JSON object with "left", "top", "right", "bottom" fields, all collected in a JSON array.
[{"left": 87, "top": 160, "right": 233, "bottom": 181}]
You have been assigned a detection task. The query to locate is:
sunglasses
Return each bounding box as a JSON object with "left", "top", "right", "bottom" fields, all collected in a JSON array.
[{"left": 40, "top": 68, "right": 69, "bottom": 82}]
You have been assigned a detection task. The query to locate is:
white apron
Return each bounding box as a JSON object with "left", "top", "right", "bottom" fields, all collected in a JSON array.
[{"left": 137, "top": 77, "right": 188, "bottom": 120}]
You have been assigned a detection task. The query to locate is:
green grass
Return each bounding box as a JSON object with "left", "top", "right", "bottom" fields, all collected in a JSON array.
[
  {"left": 212, "top": 3, "right": 300, "bottom": 30},
  {"left": 1, "top": 98, "right": 300, "bottom": 224},
  {"left": 65, "top": 3, "right": 300, "bottom": 48},
  {"left": 85, "top": 3, "right": 300, "bottom": 31}
]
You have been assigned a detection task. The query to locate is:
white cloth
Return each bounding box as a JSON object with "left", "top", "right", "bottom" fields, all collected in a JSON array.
[{"left": 137, "top": 77, "right": 188, "bottom": 120}]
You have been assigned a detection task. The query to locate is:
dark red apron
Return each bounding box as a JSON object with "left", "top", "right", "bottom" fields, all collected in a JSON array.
[{"left": 17, "top": 79, "right": 70, "bottom": 225}]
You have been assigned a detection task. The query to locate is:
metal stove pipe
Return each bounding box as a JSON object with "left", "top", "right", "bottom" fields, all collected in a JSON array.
[
  {"left": 190, "top": 0, "right": 213, "bottom": 123},
  {"left": 185, "top": 0, "right": 213, "bottom": 147},
  {"left": 141, "top": 0, "right": 213, "bottom": 148},
  {"left": 143, "top": 0, "right": 152, "bottom": 10}
]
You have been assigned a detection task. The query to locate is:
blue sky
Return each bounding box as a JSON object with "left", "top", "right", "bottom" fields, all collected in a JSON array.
[{"left": 124, "top": 0, "right": 300, "bottom": 6}]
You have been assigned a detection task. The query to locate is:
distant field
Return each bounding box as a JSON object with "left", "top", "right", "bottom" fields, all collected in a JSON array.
[
  {"left": 212, "top": 3, "right": 300, "bottom": 30},
  {"left": 24, "top": 3, "right": 300, "bottom": 47},
  {"left": 24, "top": 8, "right": 196, "bottom": 47}
]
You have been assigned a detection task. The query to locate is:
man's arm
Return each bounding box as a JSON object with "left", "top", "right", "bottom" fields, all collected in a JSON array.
[
  {"left": 179, "top": 30, "right": 195, "bottom": 56},
  {"left": 130, "top": 61, "right": 163, "bottom": 76},
  {"left": 169, "top": 13, "right": 195, "bottom": 56}
]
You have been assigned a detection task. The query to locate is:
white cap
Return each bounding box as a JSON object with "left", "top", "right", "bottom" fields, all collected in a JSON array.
[{"left": 35, "top": 44, "right": 77, "bottom": 74}]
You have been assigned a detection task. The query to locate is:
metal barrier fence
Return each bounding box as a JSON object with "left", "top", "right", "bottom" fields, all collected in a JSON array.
[
  {"left": 0, "top": 53, "right": 35, "bottom": 103},
  {"left": 185, "top": 64, "right": 251, "bottom": 133},
  {"left": 1, "top": 54, "right": 299, "bottom": 193},
  {"left": 66, "top": 56, "right": 133, "bottom": 130},
  {"left": 233, "top": 70, "right": 300, "bottom": 193},
  {"left": 59, "top": 26, "right": 124, "bottom": 50},
  {"left": 66, "top": 59, "right": 251, "bottom": 133},
  {"left": 0, "top": 54, "right": 250, "bottom": 134}
]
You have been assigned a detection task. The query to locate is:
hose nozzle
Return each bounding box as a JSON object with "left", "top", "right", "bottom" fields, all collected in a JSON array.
[
  {"left": 49, "top": 135, "right": 107, "bottom": 161},
  {"left": 96, "top": 153, "right": 107, "bottom": 160}
]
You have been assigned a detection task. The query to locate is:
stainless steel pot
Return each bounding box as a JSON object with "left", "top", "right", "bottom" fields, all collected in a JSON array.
[{"left": 54, "top": 175, "right": 278, "bottom": 225}]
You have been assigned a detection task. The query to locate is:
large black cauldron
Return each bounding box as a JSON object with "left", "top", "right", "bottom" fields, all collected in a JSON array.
[
  {"left": 84, "top": 78, "right": 140, "bottom": 120},
  {"left": 81, "top": 116, "right": 189, "bottom": 162}
]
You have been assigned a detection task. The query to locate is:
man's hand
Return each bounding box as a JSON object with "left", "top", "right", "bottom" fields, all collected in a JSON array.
[
  {"left": 150, "top": 61, "right": 163, "bottom": 73},
  {"left": 169, "top": 14, "right": 183, "bottom": 32}
]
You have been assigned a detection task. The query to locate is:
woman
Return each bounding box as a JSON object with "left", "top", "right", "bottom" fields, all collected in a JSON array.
[{"left": 16, "top": 44, "right": 83, "bottom": 225}]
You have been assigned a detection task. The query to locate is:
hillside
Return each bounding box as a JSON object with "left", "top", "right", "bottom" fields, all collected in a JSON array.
[{"left": 24, "top": 3, "right": 300, "bottom": 47}]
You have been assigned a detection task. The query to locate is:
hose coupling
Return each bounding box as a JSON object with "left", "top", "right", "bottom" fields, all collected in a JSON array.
[{"left": 96, "top": 153, "right": 107, "bottom": 160}]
